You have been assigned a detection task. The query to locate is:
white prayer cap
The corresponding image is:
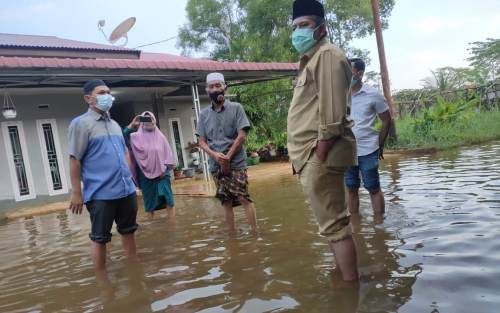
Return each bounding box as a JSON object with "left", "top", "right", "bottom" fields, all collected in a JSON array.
[{"left": 206, "top": 72, "right": 225, "bottom": 84}]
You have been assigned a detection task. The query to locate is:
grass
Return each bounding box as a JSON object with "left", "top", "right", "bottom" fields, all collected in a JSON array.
[{"left": 388, "top": 109, "right": 500, "bottom": 151}]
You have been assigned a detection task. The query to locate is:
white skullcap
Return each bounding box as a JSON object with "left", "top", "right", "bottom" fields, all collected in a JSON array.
[{"left": 206, "top": 72, "right": 225, "bottom": 84}]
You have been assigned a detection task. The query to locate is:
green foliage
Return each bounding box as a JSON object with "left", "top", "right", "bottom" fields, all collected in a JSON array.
[
  {"left": 323, "top": 0, "right": 395, "bottom": 51},
  {"left": 390, "top": 109, "right": 500, "bottom": 151},
  {"left": 467, "top": 38, "right": 500, "bottom": 80},
  {"left": 231, "top": 79, "right": 293, "bottom": 151},
  {"left": 412, "top": 96, "right": 478, "bottom": 137},
  {"left": 388, "top": 93, "right": 500, "bottom": 151},
  {"left": 178, "top": 0, "right": 395, "bottom": 62},
  {"left": 421, "top": 67, "right": 487, "bottom": 91},
  {"left": 393, "top": 88, "right": 435, "bottom": 102},
  {"left": 174, "top": 164, "right": 183, "bottom": 171},
  {"left": 178, "top": 0, "right": 296, "bottom": 61},
  {"left": 178, "top": 0, "right": 394, "bottom": 152}
]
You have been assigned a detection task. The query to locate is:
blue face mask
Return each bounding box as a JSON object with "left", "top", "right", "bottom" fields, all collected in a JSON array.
[
  {"left": 292, "top": 25, "right": 320, "bottom": 54},
  {"left": 95, "top": 94, "right": 114, "bottom": 112},
  {"left": 351, "top": 78, "right": 359, "bottom": 87}
]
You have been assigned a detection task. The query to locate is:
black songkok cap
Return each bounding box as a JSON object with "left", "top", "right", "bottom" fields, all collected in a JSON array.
[
  {"left": 292, "top": 0, "right": 325, "bottom": 20},
  {"left": 83, "top": 79, "right": 107, "bottom": 95}
]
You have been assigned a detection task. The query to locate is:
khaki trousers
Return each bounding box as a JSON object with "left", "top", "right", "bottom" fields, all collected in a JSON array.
[{"left": 299, "top": 153, "right": 351, "bottom": 242}]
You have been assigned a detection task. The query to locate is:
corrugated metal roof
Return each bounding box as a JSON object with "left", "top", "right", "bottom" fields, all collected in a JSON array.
[
  {"left": 0, "top": 33, "right": 134, "bottom": 52},
  {"left": 0, "top": 54, "right": 298, "bottom": 72},
  {"left": 0, "top": 33, "right": 298, "bottom": 73}
]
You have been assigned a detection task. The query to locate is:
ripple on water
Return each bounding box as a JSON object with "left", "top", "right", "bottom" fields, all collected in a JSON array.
[{"left": 1, "top": 142, "right": 500, "bottom": 312}]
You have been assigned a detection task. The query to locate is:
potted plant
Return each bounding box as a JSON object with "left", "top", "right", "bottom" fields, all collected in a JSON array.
[
  {"left": 246, "top": 151, "right": 260, "bottom": 166},
  {"left": 183, "top": 168, "right": 196, "bottom": 178},
  {"left": 174, "top": 165, "right": 183, "bottom": 178}
]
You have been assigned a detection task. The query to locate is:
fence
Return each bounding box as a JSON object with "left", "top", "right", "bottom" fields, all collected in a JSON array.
[{"left": 393, "top": 81, "right": 500, "bottom": 119}]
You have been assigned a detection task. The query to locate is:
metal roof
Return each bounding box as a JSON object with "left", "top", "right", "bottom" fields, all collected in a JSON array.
[
  {"left": 0, "top": 33, "right": 298, "bottom": 89},
  {"left": 0, "top": 53, "right": 297, "bottom": 72},
  {"left": 0, "top": 33, "right": 134, "bottom": 52}
]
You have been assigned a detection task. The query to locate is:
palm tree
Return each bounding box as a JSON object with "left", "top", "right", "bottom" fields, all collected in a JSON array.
[{"left": 421, "top": 67, "right": 457, "bottom": 91}]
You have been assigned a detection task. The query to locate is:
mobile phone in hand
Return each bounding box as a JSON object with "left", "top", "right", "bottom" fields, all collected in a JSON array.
[{"left": 139, "top": 116, "right": 153, "bottom": 123}]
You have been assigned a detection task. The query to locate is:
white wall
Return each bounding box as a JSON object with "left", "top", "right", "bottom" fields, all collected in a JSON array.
[
  {"left": 156, "top": 96, "right": 210, "bottom": 169},
  {"left": 0, "top": 89, "right": 208, "bottom": 211},
  {"left": 0, "top": 92, "right": 86, "bottom": 206}
]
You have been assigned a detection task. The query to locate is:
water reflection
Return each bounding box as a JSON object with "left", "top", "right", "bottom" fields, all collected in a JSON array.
[
  {"left": 1, "top": 142, "right": 500, "bottom": 312},
  {"left": 352, "top": 215, "right": 420, "bottom": 313}
]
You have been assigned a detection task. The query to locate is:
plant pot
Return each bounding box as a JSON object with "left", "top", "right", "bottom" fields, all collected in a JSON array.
[
  {"left": 246, "top": 156, "right": 260, "bottom": 166},
  {"left": 174, "top": 170, "right": 183, "bottom": 178},
  {"left": 183, "top": 168, "right": 195, "bottom": 178},
  {"left": 2, "top": 109, "right": 17, "bottom": 119}
]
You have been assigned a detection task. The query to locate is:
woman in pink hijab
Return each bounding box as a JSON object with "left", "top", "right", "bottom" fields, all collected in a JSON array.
[{"left": 124, "top": 112, "right": 176, "bottom": 219}]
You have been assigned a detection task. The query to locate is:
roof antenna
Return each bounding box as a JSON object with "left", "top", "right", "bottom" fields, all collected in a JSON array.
[{"left": 97, "top": 17, "right": 136, "bottom": 47}]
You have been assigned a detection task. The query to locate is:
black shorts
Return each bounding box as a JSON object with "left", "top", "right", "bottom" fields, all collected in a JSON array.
[{"left": 86, "top": 193, "right": 138, "bottom": 244}]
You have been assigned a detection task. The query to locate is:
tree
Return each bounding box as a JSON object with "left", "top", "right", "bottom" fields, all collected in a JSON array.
[
  {"left": 178, "top": 0, "right": 395, "bottom": 61},
  {"left": 178, "top": 0, "right": 294, "bottom": 61},
  {"left": 178, "top": 0, "right": 395, "bottom": 149},
  {"left": 421, "top": 67, "right": 487, "bottom": 91},
  {"left": 232, "top": 79, "right": 293, "bottom": 150},
  {"left": 323, "top": 0, "right": 395, "bottom": 53},
  {"left": 467, "top": 38, "right": 500, "bottom": 80},
  {"left": 177, "top": 0, "right": 245, "bottom": 60}
]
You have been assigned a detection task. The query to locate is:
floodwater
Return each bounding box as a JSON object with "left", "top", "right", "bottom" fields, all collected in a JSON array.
[{"left": 1, "top": 142, "right": 500, "bottom": 313}]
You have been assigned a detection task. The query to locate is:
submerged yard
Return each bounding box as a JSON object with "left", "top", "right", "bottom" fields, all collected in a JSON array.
[{"left": 1, "top": 142, "right": 500, "bottom": 312}]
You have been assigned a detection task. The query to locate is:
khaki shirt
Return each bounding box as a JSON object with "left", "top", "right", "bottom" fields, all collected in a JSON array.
[{"left": 287, "top": 38, "right": 357, "bottom": 173}]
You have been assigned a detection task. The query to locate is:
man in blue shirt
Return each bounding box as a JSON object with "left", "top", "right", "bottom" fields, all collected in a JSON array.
[
  {"left": 345, "top": 59, "right": 392, "bottom": 217},
  {"left": 68, "top": 79, "right": 138, "bottom": 276}
]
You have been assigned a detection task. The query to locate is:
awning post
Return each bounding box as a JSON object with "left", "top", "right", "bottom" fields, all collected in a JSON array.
[{"left": 191, "top": 81, "right": 209, "bottom": 182}]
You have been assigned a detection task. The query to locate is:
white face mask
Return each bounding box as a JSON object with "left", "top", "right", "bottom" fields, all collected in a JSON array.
[{"left": 95, "top": 94, "right": 114, "bottom": 112}]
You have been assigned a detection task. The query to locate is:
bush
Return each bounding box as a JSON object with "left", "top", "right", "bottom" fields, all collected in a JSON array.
[
  {"left": 412, "top": 96, "right": 478, "bottom": 138},
  {"left": 389, "top": 105, "right": 500, "bottom": 151}
]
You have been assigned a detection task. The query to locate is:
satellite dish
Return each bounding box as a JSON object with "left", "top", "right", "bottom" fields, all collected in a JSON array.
[{"left": 97, "top": 17, "right": 136, "bottom": 47}]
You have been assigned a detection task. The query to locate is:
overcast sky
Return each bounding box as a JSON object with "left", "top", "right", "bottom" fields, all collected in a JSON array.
[{"left": 1, "top": 0, "right": 499, "bottom": 90}]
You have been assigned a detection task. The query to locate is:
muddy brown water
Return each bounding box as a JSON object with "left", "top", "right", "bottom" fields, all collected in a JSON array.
[{"left": 1, "top": 142, "right": 500, "bottom": 313}]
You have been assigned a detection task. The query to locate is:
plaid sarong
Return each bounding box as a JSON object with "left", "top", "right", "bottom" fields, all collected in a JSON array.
[{"left": 212, "top": 168, "right": 252, "bottom": 206}]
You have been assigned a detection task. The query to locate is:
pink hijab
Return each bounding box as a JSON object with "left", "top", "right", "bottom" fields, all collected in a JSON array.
[{"left": 129, "top": 112, "right": 176, "bottom": 180}]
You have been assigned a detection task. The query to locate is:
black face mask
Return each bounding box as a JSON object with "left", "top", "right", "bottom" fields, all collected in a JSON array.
[{"left": 209, "top": 91, "right": 224, "bottom": 104}]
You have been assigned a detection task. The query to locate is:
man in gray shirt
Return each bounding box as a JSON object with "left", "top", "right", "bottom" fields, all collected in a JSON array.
[
  {"left": 196, "top": 72, "right": 257, "bottom": 234},
  {"left": 345, "top": 58, "right": 391, "bottom": 217}
]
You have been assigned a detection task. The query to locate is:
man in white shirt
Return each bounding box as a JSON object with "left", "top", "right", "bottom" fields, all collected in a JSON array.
[{"left": 345, "top": 58, "right": 392, "bottom": 216}]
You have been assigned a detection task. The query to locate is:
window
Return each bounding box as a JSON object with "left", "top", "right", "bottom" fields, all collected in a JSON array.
[
  {"left": 2, "top": 121, "right": 36, "bottom": 201},
  {"left": 36, "top": 119, "right": 68, "bottom": 195}
]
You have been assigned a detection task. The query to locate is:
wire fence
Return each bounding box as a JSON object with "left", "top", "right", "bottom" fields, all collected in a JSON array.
[{"left": 393, "top": 81, "right": 500, "bottom": 119}]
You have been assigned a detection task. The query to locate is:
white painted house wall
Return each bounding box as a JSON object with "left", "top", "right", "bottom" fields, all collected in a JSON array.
[{"left": 0, "top": 89, "right": 209, "bottom": 211}]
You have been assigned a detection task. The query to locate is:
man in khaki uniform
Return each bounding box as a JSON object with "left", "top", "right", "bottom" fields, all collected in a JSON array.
[{"left": 287, "top": 0, "right": 359, "bottom": 281}]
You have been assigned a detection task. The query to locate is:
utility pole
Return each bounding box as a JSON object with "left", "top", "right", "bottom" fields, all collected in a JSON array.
[{"left": 370, "top": 0, "right": 397, "bottom": 141}]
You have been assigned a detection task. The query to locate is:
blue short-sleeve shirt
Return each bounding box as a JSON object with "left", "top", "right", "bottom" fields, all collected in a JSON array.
[{"left": 68, "top": 109, "right": 136, "bottom": 203}]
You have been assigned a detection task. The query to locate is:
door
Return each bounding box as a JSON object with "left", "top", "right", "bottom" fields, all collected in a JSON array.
[
  {"left": 110, "top": 101, "right": 136, "bottom": 128},
  {"left": 168, "top": 118, "right": 187, "bottom": 169}
]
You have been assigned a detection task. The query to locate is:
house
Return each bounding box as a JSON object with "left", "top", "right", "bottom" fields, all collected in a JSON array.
[{"left": 0, "top": 33, "right": 297, "bottom": 211}]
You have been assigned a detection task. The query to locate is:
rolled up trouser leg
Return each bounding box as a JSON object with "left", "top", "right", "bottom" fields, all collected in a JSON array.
[{"left": 299, "top": 153, "right": 351, "bottom": 242}]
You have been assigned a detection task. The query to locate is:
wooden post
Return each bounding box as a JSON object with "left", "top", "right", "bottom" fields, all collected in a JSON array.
[{"left": 370, "top": 0, "right": 397, "bottom": 141}]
